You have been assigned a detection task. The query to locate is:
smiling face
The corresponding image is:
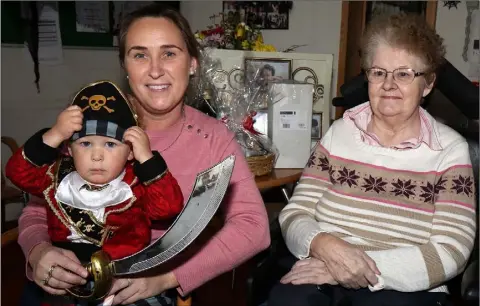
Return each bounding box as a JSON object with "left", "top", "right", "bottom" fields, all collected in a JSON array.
[
  {"left": 123, "top": 17, "right": 198, "bottom": 117},
  {"left": 68, "top": 135, "right": 133, "bottom": 185},
  {"left": 367, "top": 43, "right": 435, "bottom": 121}
]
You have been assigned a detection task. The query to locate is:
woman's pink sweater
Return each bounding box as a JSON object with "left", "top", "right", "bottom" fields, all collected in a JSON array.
[{"left": 17, "top": 105, "right": 270, "bottom": 295}]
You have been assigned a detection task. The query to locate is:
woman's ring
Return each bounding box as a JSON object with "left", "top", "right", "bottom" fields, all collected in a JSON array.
[{"left": 42, "top": 264, "right": 57, "bottom": 286}]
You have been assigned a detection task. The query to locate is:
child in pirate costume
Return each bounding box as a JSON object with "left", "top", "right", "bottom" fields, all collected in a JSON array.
[{"left": 6, "top": 81, "right": 184, "bottom": 305}]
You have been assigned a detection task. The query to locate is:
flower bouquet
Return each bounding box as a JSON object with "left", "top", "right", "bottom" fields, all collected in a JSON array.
[{"left": 194, "top": 13, "right": 276, "bottom": 52}]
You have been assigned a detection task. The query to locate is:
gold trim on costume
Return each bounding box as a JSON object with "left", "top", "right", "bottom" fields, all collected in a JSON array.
[
  {"left": 44, "top": 164, "right": 71, "bottom": 230},
  {"left": 143, "top": 169, "right": 168, "bottom": 186},
  {"left": 103, "top": 195, "right": 136, "bottom": 221},
  {"left": 22, "top": 149, "right": 43, "bottom": 168},
  {"left": 80, "top": 184, "right": 110, "bottom": 192}
]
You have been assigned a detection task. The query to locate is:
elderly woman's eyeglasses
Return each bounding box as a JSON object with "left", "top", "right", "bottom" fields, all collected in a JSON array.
[{"left": 365, "top": 68, "right": 425, "bottom": 85}]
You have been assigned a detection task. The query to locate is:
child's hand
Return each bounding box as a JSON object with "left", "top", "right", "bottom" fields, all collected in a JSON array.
[
  {"left": 123, "top": 126, "right": 153, "bottom": 163},
  {"left": 43, "top": 105, "right": 83, "bottom": 148}
]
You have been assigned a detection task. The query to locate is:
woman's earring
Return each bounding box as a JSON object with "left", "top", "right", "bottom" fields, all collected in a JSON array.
[{"left": 126, "top": 75, "right": 129, "bottom": 79}]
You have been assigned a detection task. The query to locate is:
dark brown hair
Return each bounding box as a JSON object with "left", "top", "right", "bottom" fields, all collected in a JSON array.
[
  {"left": 118, "top": 4, "right": 200, "bottom": 66},
  {"left": 361, "top": 12, "right": 446, "bottom": 81}
]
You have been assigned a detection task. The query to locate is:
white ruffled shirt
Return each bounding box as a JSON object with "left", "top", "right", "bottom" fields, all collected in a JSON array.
[{"left": 55, "top": 170, "right": 133, "bottom": 243}]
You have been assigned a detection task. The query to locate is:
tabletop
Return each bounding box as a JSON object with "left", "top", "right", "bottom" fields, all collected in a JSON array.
[{"left": 255, "top": 168, "right": 303, "bottom": 191}]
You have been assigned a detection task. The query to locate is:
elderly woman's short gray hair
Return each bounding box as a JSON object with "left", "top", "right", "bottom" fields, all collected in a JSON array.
[{"left": 360, "top": 12, "right": 446, "bottom": 84}]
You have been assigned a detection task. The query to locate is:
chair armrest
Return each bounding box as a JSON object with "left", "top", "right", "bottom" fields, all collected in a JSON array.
[
  {"left": 246, "top": 217, "right": 290, "bottom": 306},
  {"left": 461, "top": 260, "right": 479, "bottom": 305}
]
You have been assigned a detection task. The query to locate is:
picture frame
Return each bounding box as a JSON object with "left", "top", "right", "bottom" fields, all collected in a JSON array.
[
  {"left": 311, "top": 112, "right": 323, "bottom": 140},
  {"left": 222, "top": 1, "right": 292, "bottom": 30},
  {"left": 244, "top": 57, "right": 292, "bottom": 89}
]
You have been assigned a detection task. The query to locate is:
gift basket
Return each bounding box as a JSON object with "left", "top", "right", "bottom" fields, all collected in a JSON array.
[{"left": 189, "top": 49, "right": 279, "bottom": 176}]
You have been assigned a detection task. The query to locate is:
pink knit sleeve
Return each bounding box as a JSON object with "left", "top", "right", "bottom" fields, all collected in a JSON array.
[
  {"left": 17, "top": 195, "right": 51, "bottom": 280},
  {"left": 173, "top": 135, "right": 270, "bottom": 295}
]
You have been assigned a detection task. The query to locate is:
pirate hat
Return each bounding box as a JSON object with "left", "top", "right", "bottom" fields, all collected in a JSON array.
[{"left": 70, "top": 80, "right": 138, "bottom": 141}]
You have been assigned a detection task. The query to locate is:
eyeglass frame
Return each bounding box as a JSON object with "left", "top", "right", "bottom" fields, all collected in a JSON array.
[{"left": 364, "top": 67, "right": 426, "bottom": 85}]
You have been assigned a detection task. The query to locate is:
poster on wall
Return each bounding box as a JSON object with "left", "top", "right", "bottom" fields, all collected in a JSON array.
[
  {"left": 465, "top": 3, "right": 479, "bottom": 79},
  {"left": 37, "top": 2, "right": 63, "bottom": 65},
  {"left": 222, "top": 1, "right": 293, "bottom": 30},
  {"left": 75, "top": 1, "right": 110, "bottom": 33}
]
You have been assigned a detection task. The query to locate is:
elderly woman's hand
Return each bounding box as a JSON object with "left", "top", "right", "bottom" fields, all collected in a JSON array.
[
  {"left": 28, "top": 242, "right": 88, "bottom": 295},
  {"left": 280, "top": 257, "right": 338, "bottom": 286},
  {"left": 107, "top": 271, "right": 179, "bottom": 305},
  {"left": 310, "top": 233, "right": 380, "bottom": 289}
]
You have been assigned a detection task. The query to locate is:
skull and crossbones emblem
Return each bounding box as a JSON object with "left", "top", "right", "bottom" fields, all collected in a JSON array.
[{"left": 81, "top": 95, "right": 115, "bottom": 113}]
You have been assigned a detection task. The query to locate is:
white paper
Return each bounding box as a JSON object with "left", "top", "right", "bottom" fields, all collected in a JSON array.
[
  {"left": 75, "top": 1, "right": 110, "bottom": 33},
  {"left": 467, "top": 9, "right": 480, "bottom": 79},
  {"left": 36, "top": 2, "right": 63, "bottom": 65},
  {"left": 279, "top": 110, "right": 307, "bottom": 130}
]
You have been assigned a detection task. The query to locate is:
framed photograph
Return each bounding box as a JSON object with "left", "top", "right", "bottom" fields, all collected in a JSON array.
[
  {"left": 311, "top": 112, "right": 323, "bottom": 140},
  {"left": 244, "top": 58, "right": 292, "bottom": 89},
  {"left": 222, "top": 1, "right": 292, "bottom": 30}
]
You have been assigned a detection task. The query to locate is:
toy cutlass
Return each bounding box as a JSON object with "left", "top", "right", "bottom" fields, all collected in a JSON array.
[{"left": 66, "top": 155, "right": 236, "bottom": 300}]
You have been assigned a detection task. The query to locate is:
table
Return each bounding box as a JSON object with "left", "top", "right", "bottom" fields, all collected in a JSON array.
[
  {"left": 255, "top": 168, "right": 303, "bottom": 190},
  {"left": 255, "top": 168, "right": 303, "bottom": 202}
]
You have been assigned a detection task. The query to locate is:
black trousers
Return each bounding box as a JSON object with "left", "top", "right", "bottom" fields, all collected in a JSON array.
[{"left": 267, "top": 255, "right": 452, "bottom": 306}]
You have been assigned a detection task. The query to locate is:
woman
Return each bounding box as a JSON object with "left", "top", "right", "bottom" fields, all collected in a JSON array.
[
  {"left": 268, "top": 13, "right": 476, "bottom": 306},
  {"left": 17, "top": 4, "right": 270, "bottom": 306}
]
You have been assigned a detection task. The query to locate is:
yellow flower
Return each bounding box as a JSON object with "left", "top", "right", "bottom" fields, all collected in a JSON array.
[
  {"left": 235, "top": 24, "right": 245, "bottom": 39},
  {"left": 264, "top": 44, "right": 276, "bottom": 52},
  {"left": 241, "top": 40, "right": 250, "bottom": 50},
  {"left": 255, "top": 33, "right": 264, "bottom": 44},
  {"left": 195, "top": 32, "right": 205, "bottom": 40},
  {"left": 252, "top": 41, "right": 276, "bottom": 52}
]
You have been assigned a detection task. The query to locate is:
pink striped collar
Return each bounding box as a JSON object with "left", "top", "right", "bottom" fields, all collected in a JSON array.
[{"left": 343, "top": 102, "right": 443, "bottom": 151}]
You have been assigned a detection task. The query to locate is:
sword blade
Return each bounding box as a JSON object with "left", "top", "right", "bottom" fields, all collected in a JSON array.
[{"left": 111, "top": 155, "right": 235, "bottom": 275}]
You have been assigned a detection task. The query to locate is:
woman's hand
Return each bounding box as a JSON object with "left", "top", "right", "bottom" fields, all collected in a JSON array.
[
  {"left": 107, "top": 271, "right": 179, "bottom": 305},
  {"left": 280, "top": 257, "right": 338, "bottom": 286},
  {"left": 310, "top": 233, "right": 380, "bottom": 289},
  {"left": 28, "top": 242, "right": 88, "bottom": 295}
]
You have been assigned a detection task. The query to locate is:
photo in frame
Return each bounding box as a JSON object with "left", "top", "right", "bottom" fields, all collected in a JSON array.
[
  {"left": 222, "top": 1, "right": 292, "bottom": 30},
  {"left": 311, "top": 112, "right": 323, "bottom": 140},
  {"left": 244, "top": 58, "right": 292, "bottom": 90}
]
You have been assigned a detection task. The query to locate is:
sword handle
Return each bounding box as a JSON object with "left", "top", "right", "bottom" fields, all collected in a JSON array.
[{"left": 66, "top": 250, "right": 115, "bottom": 300}]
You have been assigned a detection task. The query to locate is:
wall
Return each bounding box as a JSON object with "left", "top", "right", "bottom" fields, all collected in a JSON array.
[{"left": 1, "top": 47, "right": 126, "bottom": 146}]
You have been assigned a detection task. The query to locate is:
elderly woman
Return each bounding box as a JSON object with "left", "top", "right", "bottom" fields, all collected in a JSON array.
[{"left": 268, "top": 13, "right": 476, "bottom": 306}]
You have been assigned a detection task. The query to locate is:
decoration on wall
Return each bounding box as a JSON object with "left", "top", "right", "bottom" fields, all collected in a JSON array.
[
  {"left": 443, "top": 1, "right": 460, "bottom": 10},
  {"left": 22, "top": 2, "right": 40, "bottom": 93},
  {"left": 222, "top": 1, "right": 293, "bottom": 30},
  {"left": 195, "top": 11, "right": 276, "bottom": 51},
  {"left": 463, "top": 1, "right": 479, "bottom": 62}
]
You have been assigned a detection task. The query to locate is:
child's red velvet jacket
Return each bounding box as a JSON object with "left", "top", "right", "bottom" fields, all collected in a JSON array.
[{"left": 6, "top": 129, "right": 184, "bottom": 260}]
